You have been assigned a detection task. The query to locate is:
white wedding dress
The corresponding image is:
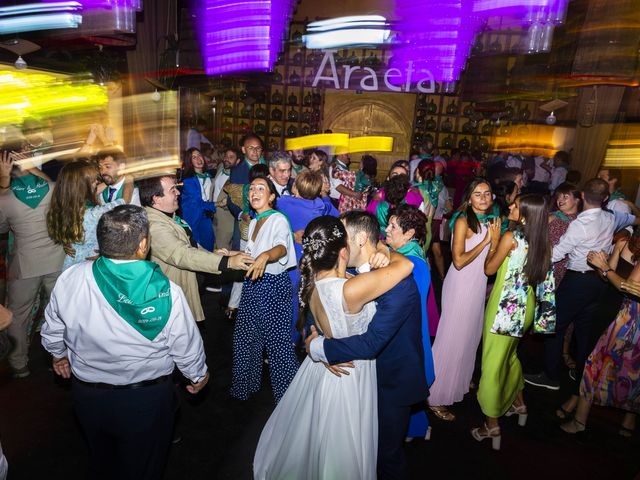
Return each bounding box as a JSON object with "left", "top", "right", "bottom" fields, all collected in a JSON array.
[{"left": 253, "top": 277, "right": 378, "bottom": 480}]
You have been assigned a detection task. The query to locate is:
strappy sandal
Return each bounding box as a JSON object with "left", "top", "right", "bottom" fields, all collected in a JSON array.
[
  {"left": 555, "top": 405, "right": 575, "bottom": 420},
  {"left": 560, "top": 419, "right": 585, "bottom": 434},
  {"left": 505, "top": 403, "right": 528, "bottom": 427},
  {"left": 429, "top": 406, "right": 456, "bottom": 422},
  {"left": 471, "top": 423, "right": 501, "bottom": 450}
]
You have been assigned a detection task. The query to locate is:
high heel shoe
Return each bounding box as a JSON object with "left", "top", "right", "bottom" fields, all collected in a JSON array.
[
  {"left": 471, "top": 423, "right": 501, "bottom": 451},
  {"left": 505, "top": 403, "right": 528, "bottom": 427},
  {"left": 560, "top": 419, "right": 585, "bottom": 434}
]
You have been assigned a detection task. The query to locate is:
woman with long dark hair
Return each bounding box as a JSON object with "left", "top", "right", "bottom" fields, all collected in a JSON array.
[
  {"left": 180, "top": 147, "right": 216, "bottom": 251},
  {"left": 427, "top": 178, "right": 501, "bottom": 421},
  {"left": 472, "top": 194, "right": 556, "bottom": 450},
  {"left": 254, "top": 216, "right": 413, "bottom": 479}
]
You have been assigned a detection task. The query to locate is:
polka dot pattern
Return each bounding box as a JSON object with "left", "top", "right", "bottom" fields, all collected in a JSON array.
[{"left": 230, "top": 272, "right": 300, "bottom": 403}]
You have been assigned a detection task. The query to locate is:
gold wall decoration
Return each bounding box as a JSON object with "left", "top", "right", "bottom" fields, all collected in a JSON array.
[{"left": 323, "top": 90, "right": 415, "bottom": 178}]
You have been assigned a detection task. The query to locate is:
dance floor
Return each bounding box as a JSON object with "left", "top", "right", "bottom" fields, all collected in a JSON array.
[{"left": 1, "top": 290, "right": 638, "bottom": 480}]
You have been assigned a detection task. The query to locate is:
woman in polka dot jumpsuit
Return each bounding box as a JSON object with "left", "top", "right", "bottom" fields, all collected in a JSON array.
[{"left": 231, "top": 177, "right": 299, "bottom": 403}]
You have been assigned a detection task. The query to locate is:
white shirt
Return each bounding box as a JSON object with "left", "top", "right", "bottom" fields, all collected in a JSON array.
[
  {"left": 532, "top": 156, "right": 552, "bottom": 183},
  {"left": 549, "top": 166, "right": 567, "bottom": 192},
  {"left": 197, "top": 175, "right": 213, "bottom": 202},
  {"left": 98, "top": 177, "right": 141, "bottom": 206},
  {"left": 246, "top": 213, "right": 297, "bottom": 275},
  {"left": 506, "top": 155, "right": 523, "bottom": 169},
  {"left": 186, "top": 129, "right": 212, "bottom": 151},
  {"left": 41, "top": 260, "right": 207, "bottom": 384},
  {"left": 552, "top": 208, "right": 636, "bottom": 272},
  {"left": 329, "top": 165, "right": 344, "bottom": 200},
  {"left": 271, "top": 177, "right": 291, "bottom": 196},
  {"left": 213, "top": 167, "right": 230, "bottom": 202}
]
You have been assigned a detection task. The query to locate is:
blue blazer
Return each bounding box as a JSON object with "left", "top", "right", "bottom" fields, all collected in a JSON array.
[
  {"left": 324, "top": 275, "right": 427, "bottom": 406},
  {"left": 180, "top": 176, "right": 216, "bottom": 251}
]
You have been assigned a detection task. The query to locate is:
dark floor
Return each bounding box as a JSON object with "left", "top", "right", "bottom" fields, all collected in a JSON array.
[{"left": 1, "top": 290, "right": 639, "bottom": 480}]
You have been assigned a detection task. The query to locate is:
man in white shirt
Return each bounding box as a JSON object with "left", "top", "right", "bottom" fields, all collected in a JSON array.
[
  {"left": 525, "top": 178, "right": 638, "bottom": 391},
  {"left": 213, "top": 147, "right": 239, "bottom": 249},
  {"left": 41, "top": 205, "right": 209, "bottom": 480},
  {"left": 527, "top": 155, "right": 552, "bottom": 194},
  {"left": 186, "top": 118, "right": 213, "bottom": 151},
  {"left": 268, "top": 151, "right": 293, "bottom": 196},
  {"left": 96, "top": 149, "right": 140, "bottom": 206},
  {"left": 549, "top": 150, "right": 569, "bottom": 193},
  {"left": 597, "top": 168, "right": 631, "bottom": 214}
]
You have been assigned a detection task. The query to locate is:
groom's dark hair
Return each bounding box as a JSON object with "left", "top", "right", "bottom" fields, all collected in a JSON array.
[{"left": 339, "top": 210, "right": 379, "bottom": 246}]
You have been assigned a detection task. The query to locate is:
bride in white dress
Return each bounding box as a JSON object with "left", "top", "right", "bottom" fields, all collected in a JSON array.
[{"left": 253, "top": 216, "right": 414, "bottom": 480}]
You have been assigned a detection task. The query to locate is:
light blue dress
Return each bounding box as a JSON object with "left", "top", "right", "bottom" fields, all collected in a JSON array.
[{"left": 62, "top": 200, "right": 124, "bottom": 271}]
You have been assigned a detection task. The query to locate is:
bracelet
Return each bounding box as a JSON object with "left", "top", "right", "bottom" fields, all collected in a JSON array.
[{"left": 601, "top": 268, "right": 612, "bottom": 277}]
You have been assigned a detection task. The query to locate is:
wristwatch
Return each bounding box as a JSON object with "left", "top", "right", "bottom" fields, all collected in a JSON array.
[{"left": 601, "top": 268, "right": 612, "bottom": 277}]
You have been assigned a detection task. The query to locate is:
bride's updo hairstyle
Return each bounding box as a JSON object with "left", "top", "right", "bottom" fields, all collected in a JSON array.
[{"left": 297, "top": 216, "right": 348, "bottom": 332}]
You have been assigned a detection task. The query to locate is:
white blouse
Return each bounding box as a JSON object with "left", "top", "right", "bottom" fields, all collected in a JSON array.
[{"left": 246, "top": 212, "right": 297, "bottom": 275}]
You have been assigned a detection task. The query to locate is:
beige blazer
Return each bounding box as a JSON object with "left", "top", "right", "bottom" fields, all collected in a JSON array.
[
  {"left": 0, "top": 185, "right": 65, "bottom": 280},
  {"left": 145, "top": 206, "right": 223, "bottom": 321}
]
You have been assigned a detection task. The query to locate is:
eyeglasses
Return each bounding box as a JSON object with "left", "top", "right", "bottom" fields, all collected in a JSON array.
[{"left": 245, "top": 146, "right": 263, "bottom": 153}]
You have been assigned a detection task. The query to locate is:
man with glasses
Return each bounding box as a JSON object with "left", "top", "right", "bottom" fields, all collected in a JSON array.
[{"left": 229, "top": 134, "right": 266, "bottom": 185}]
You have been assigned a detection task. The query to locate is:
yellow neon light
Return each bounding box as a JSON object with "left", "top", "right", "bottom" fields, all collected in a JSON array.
[
  {"left": 284, "top": 133, "right": 349, "bottom": 151},
  {"left": 0, "top": 69, "right": 108, "bottom": 126},
  {"left": 335, "top": 136, "right": 394, "bottom": 154}
]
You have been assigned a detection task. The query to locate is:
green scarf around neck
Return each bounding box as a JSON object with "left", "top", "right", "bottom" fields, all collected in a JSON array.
[
  {"left": 10, "top": 174, "right": 49, "bottom": 209},
  {"left": 414, "top": 175, "right": 444, "bottom": 208},
  {"left": 101, "top": 184, "right": 124, "bottom": 203},
  {"left": 396, "top": 239, "right": 425, "bottom": 261},
  {"left": 92, "top": 257, "right": 172, "bottom": 341}
]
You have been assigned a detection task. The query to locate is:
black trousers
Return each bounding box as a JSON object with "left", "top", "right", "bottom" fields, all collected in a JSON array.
[
  {"left": 377, "top": 393, "right": 412, "bottom": 480},
  {"left": 72, "top": 379, "right": 176, "bottom": 480},
  {"left": 544, "top": 270, "right": 606, "bottom": 393}
]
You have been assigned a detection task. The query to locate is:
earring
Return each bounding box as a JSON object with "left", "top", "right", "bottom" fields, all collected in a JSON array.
[{"left": 521, "top": 218, "right": 526, "bottom": 225}]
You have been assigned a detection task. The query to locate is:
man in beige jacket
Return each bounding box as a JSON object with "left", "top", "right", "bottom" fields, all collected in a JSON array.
[{"left": 139, "top": 175, "right": 253, "bottom": 322}]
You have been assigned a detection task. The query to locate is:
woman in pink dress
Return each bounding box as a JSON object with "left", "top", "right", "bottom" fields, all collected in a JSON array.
[{"left": 428, "top": 178, "right": 500, "bottom": 421}]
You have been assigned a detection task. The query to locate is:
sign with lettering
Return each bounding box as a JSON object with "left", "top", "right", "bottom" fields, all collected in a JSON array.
[{"left": 311, "top": 50, "right": 436, "bottom": 94}]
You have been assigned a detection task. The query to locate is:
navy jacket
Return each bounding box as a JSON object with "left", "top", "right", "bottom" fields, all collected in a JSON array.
[{"left": 324, "top": 275, "right": 427, "bottom": 406}]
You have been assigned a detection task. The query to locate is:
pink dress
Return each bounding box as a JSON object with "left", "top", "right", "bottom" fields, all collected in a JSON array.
[{"left": 428, "top": 224, "right": 489, "bottom": 406}]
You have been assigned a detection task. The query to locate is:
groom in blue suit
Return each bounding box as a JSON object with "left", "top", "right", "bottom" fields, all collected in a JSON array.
[{"left": 307, "top": 211, "right": 427, "bottom": 479}]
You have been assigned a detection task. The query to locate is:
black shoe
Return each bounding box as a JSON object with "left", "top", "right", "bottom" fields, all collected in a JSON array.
[{"left": 524, "top": 372, "right": 560, "bottom": 390}]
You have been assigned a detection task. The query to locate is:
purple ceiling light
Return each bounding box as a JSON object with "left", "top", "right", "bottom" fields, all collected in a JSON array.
[
  {"left": 200, "top": 0, "right": 296, "bottom": 75},
  {"left": 392, "top": 0, "right": 569, "bottom": 85}
]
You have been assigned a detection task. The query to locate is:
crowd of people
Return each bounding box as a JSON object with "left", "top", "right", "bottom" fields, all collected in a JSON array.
[{"left": 0, "top": 132, "right": 639, "bottom": 479}]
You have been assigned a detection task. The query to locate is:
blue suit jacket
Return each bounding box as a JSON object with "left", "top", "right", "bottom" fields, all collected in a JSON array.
[
  {"left": 180, "top": 176, "right": 216, "bottom": 251},
  {"left": 324, "top": 275, "right": 427, "bottom": 406}
]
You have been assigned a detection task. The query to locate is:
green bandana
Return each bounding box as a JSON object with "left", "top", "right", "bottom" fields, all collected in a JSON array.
[
  {"left": 292, "top": 163, "right": 305, "bottom": 174},
  {"left": 10, "top": 174, "right": 49, "bottom": 209},
  {"left": 396, "top": 239, "right": 425, "bottom": 261},
  {"left": 101, "top": 185, "right": 123, "bottom": 203},
  {"left": 414, "top": 175, "right": 444, "bottom": 208},
  {"left": 335, "top": 160, "right": 349, "bottom": 172},
  {"left": 376, "top": 200, "right": 406, "bottom": 236},
  {"left": 610, "top": 189, "right": 626, "bottom": 202},
  {"left": 244, "top": 156, "right": 266, "bottom": 169},
  {"left": 254, "top": 209, "right": 294, "bottom": 240},
  {"left": 355, "top": 170, "right": 371, "bottom": 192},
  {"left": 92, "top": 257, "right": 172, "bottom": 341},
  {"left": 449, "top": 210, "right": 498, "bottom": 231},
  {"left": 196, "top": 172, "right": 210, "bottom": 180},
  {"left": 552, "top": 210, "right": 570, "bottom": 222},
  {"left": 174, "top": 214, "right": 190, "bottom": 228}
]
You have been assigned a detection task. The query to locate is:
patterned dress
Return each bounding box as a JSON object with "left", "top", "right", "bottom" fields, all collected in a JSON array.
[
  {"left": 477, "top": 231, "right": 556, "bottom": 417},
  {"left": 333, "top": 169, "right": 367, "bottom": 213},
  {"left": 548, "top": 212, "right": 577, "bottom": 287},
  {"left": 581, "top": 298, "right": 640, "bottom": 413}
]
